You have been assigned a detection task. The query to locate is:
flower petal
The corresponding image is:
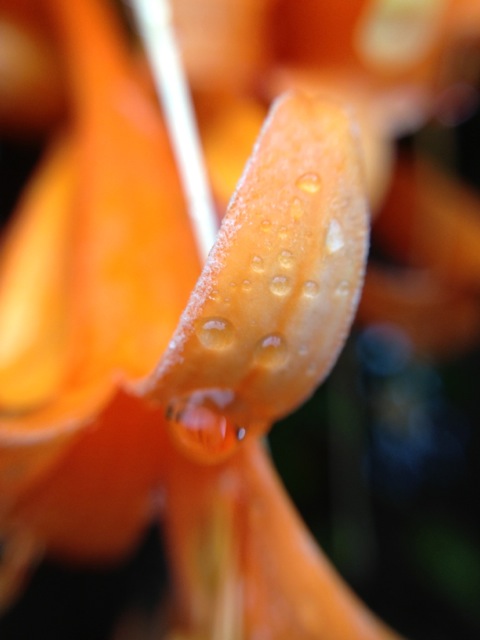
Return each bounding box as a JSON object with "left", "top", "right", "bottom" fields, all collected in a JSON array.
[
  {"left": 163, "top": 439, "right": 402, "bottom": 639},
  {"left": 0, "top": 137, "right": 74, "bottom": 411},
  {"left": 140, "top": 92, "right": 368, "bottom": 442}
]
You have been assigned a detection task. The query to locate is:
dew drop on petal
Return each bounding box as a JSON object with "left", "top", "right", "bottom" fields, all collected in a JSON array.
[
  {"left": 290, "top": 196, "right": 304, "bottom": 220},
  {"left": 335, "top": 280, "right": 350, "bottom": 297},
  {"left": 269, "top": 275, "right": 292, "bottom": 296},
  {"left": 325, "top": 219, "right": 344, "bottom": 254},
  {"left": 260, "top": 219, "right": 272, "bottom": 232},
  {"left": 196, "top": 317, "right": 235, "bottom": 350},
  {"left": 250, "top": 255, "right": 265, "bottom": 273},
  {"left": 236, "top": 426, "right": 247, "bottom": 441},
  {"left": 254, "top": 333, "right": 288, "bottom": 369},
  {"left": 278, "top": 225, "right": 289, "bottom": 240},
  {"left": 166, "top": 389, "right": 239, "bottom": 463},
  {"left": 278, "top": 249, "right": 295, "bottom": 269},
  {"left": 302, "top": 280, "right": 319, "bottom": 298},
  {"left": 296, "top": 172, "right": 321, "bottom": 193},
  {"left": 241, "top": 279, "right": 252, "bottom": 292}
]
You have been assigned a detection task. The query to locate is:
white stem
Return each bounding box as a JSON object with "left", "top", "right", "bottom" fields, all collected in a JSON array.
[{"left": 130, "top": 0, "right": 218, "bottom": 262}]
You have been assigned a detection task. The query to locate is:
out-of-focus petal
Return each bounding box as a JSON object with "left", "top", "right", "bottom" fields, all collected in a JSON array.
[
  {"left": 6, "top": 392, "right": 167, "bottom": 562},
  {"left": 164, "top": 439, "right": 402, "bottom": 639},
  {"left": 47, "top": 0, "right": 201, "bottom": 384},
  {"left": 357, "top": 265, "right": 480, "bottom": 357},
  {"left": 0, "top": 138, "right": 74, "bottom": 411},
  {"left": 171, "top": 0, "right": 274, "bottom": 97},
  {"left": 202, "top": 98, "right": 267, "bottom": 211},
  {"left": 373, "top": 156, "right": 480, "bottom": 290}
]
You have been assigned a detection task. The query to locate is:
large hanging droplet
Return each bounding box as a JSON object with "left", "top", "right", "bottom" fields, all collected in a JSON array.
[{"left": 165, "top": 389, "right": 244, "bottom": 463}]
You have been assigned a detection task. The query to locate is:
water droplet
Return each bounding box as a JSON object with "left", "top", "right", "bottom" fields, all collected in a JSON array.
[
  {"left": 278, "top": 249, "right": 295, "bottom": 269},
  {"left": 209, "top": 289, "right": 220, "bottom": 302},
  {"left": 241, "top": 279, "right": 252, "bottom": 292},
  {"left": 166, "top": 389, "right": 239, "bottom": 463},
  {"left": 325, "top": 219, "right": 344, "bottom": 254},
  {"left": 260, "top": 219, "right": 272, "bottom": 232},
  {"left": 303, "top": 280, "right": 319, "bottom": 298},
  {"left": 229, "top": 281, "right": 237, "bottom": 289},
  {"left": 196, "top": 317, "right": 235, "bottom": 350},
  {"left": 335, "top": 280, "right": 350, "bottom": 297},
  {"left": 278, "top": 225, "right": 289, "bottom": 240},
  {"left": 254, "top": 334, "right": 288, "bottom": 369},
  {"left": 306, "top": 363, "right": 316, "bottom": 377},
  {"left": 296, "top": 172, "right": 321, "bottom": 194},
  {"left": 298, "top": 345, "right": 308, "bottom": 357},
  {"left": 290, "top": 197, "right": 304, "bottom": 220},
  {"left": 250, "top": 255, "right": 265, "bottom": 273},
  {"left": 236, "top": 426, "right": 247, "bottom": 441},
  {"left": 269, "top": 275, "right": 291, "bottom": 296}
]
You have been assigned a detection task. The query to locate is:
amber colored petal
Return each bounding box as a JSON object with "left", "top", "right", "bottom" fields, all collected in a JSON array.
[
  {"left": 202, "top": 98, "right": 267, "bottom": 211},
  {"left": 373, "top": 156, "right": 480, "bottom": 290},
  {"left": 0, "top": 137, "right": 74, "bottom": 411},
  {"left": 140, "top": 93, "right": 368, "bottom": 436},
  {"left": 164, "top": 439, "right": 402, "bottom": 639},
  {"left": 357, "top": 265, "right": 480, "bottom": 357},
  {"left": 5, "top": 391, "right": 167, "bottom": 562},
  {"left": 47, "top": 0, "right": 201, "bottom": 384},
  {"left": 171, "top": 0, "right": 274, "bottom": 97}
]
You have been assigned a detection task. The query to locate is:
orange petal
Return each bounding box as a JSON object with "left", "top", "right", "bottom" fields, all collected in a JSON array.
[
  {"left": 357, "top": 265, "right": 480, "bottom": 357},
  {"left": 48, "top": 0, "right": 201, "bottom": 384},
  {"left": 164, "top": 439, "right": 402, "bottom": 639},
  {"left": 6, "top": 391, "right": 167, "bottom": 562},
  {"left": 139, "top": 92, "right": 368, "bottom": 457},
  {"left": 0, "top": 137, "right": 74, "bottom": 411},
  {"left": 202, "top": 97, "right": 267, "bottom": 211},
  {"left": 373, "top": 155, "right": 480, "bottom": 290}
]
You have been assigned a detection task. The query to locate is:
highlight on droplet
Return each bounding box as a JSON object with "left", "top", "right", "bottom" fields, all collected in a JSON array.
[
  {"left": 195, "top": 317, "right": 235, "bottom": 350},
  {"left": 253, "top": 333, "right": 288, "bottom": 369}
]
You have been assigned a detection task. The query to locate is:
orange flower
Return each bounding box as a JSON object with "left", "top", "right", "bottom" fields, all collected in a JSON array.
[{"left": 0, "top": 1, "right": 407, "bottom": 638}]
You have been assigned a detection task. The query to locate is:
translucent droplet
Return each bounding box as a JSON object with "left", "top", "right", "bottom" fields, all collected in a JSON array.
[
  {"left": 303, "top": 280, "right": 319, "bottom": 298},
  {"left": 335, "top": 280, "right": 350, "bottom": 297},
  {"left": 269, "top": 275, "right": 291, "bottom": 297},
  {"left": 290, "top": 197, "right": 304, "bottom": 220},
  {"left": 196, "top": 317, "right": 235, "bottom": 350},
  {"left": 166, "top": 388, "right": 239, "bottom": 463},
  {"left": 298, "top": 345, "right": 308, "bottom": 357},
  {"left": 236, "top": 426, "right": 247, "bottom": 441},
  {"left": 278, "top": 225, "right": 289, "bottom": 240},
  {"left": 250, "top": 255, "right": 265, "bottom": 273},
  {"left": 325, "top": 219, "right": 344, "bottom": 254},
  {"left": 306, "top": 363, "right": 316, "bottom": 377},
  {"left": 260, "top": 219, "right": 272, "bottom": 232},
  {"left": 254, "top": 333, "right": 288, "bottom": 369},
  {"left": 241, "top": 279, "right": 252, "bottom": 292},
  {"left": 209, "top": 289, "right": 220, "bottom": 302},
  {"left": 296, "top": 172, "right": 321, "bottom": 194},
  {"left": 278, "top": 249, "right": 295, "bottom": 269}
]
